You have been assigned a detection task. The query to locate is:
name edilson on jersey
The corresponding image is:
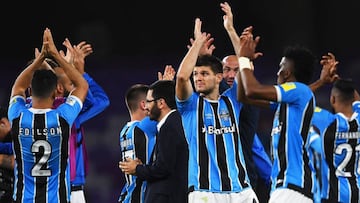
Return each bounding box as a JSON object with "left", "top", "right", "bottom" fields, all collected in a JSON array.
[{"left": 19, "top": 127, "right": 62, "bottom": 136}]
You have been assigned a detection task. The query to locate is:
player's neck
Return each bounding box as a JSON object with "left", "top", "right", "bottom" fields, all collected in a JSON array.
[{"left": 31, "top": 97, "right": 54, "bottom": 109}]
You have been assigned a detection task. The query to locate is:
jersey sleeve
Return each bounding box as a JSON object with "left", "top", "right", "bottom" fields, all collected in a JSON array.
[
  {"left": 56, "top": 95, "right": 83, "bottom": 125},
  {"left": 176, "top": 92, "right": 198, "bottom": 114},
  {"left": 8, "top": 96, "right": 26, "bottom": 123},
  {"left": 275, "top": 82, "right": 311, "bottom": 104},
  {"left": 76, "top": 73, "right": 110, "bottom": 124}
]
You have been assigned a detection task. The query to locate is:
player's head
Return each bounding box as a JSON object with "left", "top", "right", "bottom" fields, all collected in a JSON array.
[
  {"left": 146, "top": 80, "right": 176, "bottom": 121},
  {"left": 31, "top": 69, "right": 58, "bottom": 99},
  {"left": 125, "top": 84, "right": 149, "bottom": 114},
  {"left": 52, "top": 66, "right": 73, "bottom": 98},
  {"left": 222, "top": 55, "right": 239, "bottom": 87},
  {"left": 193, "top": 54, "right": 223, "bottom": 95},
  {"left": 330, "top": 78, "right": 356, "bottom": 112},
  {"left": 277, "top": 45, "right": 316, "bottom": 85}
]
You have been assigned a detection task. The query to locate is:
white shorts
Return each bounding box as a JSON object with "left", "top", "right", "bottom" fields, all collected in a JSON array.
[
  {"left": 71, "top": 190, "right": 86, "bottom": 203},
  {"left": 268, "top": 188, "right": 313, "bottom": 203},
  {"left": 188, "top": 188, "right": 259, "bottom": 203}
]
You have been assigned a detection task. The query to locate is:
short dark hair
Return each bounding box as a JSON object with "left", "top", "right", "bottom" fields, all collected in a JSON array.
[
  {"left": 31, "top": 69, "right": 58, "bottom": 98},
  {"left": 332, "top": 78, "right": 355, "bottom": 104},
  {"left": 125, "top": 84, "right": 149, "bottom": 112},
  {"left": 283, "top": 45, "right": 316, "bottom": 84},
  {"left": 196, "top": 54, "right": 223, "bottom": 74},
  {"left": 149, "top": 80, "right": 176, "bottom": 109}
]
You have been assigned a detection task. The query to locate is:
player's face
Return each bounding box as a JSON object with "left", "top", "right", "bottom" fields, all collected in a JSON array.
[
  {"left": 145, "top": 90, "right": 161, "bottom": 121},
  {"left": 54, "top": 68, "right": 74, "bottom": 97},
  {"left": 193, "top": 66, "right": 219, "bottom": 95},
  {"left": 222, "top": 56, "right": 239, "bottom": 87}
]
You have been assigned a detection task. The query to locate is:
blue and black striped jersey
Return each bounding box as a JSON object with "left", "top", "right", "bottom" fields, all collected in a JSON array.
[{"left": 8, "top": 95, "right": 82, "bottom": 203}]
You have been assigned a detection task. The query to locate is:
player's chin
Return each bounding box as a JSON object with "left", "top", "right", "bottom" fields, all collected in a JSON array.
[{"left": 195, "top": 86, "right": 206, "bottom": 92}]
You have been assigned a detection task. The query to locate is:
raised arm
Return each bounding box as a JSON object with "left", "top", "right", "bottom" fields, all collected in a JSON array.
[
  {"left": 221, "top": 2, "right": 240, "bottom": 56},
  {"left": 176, "top": 18, "right": 207, "bottom": 100},
  {"left": 45, "top": 28, "right": 88, "bottom": 102},
  {"left": 11, "top": 34, "right": 48, "bottom": 98},
  {"left": 239, "top": 29, "right": 276, "bottom": 99},
  {"left": 309, "top": 52, "right": 339, "bottom": 92}
]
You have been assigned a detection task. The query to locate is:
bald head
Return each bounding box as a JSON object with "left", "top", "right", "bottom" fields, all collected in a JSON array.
[{"left": 222, "top": 55, "right": 239, "bottom": 87}]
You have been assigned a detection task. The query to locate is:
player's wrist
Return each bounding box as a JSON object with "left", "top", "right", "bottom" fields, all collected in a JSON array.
[{"left": 238, "top": 57, "right": 252, "bottom": 71}]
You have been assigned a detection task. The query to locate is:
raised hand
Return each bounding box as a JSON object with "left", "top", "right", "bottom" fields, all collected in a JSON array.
[
  {"left": 42, "top": 28, "right": 61, "bottom": 59},
  {"left": 62, "top": 38, "right": 86, "bottom": 74},
  {"left": 319, "top": 52, "right": 339, "bottom": 84},
  {"left": 76, "top": 41, "right": 93, "bottom": 58},
  {"left": 187, "top": 18, "right": 215, "bottom": 56},
  {"left": 239, "top": 26, "right": 263, "bottom": 60},
  {"left": 221, "top": 2, "right": 235, "bottom": 32},
  {"left": 158, "top": 65, "right": 176, "bottom": 81},
  {"left": 187, "top": 33, "right": 215, "bottom": 56}
]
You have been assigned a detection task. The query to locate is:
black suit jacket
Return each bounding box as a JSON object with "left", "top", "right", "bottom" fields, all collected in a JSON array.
[{"left": 136, "top": 110, "right": 189, "bottom": 203}]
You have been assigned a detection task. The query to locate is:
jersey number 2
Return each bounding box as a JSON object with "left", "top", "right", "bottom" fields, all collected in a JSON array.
[{"left": 31, "top": 140, "right": 52, "bottom": 177}]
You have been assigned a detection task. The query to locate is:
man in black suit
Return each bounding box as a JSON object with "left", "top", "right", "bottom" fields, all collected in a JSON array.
[{"left": 119, "top": 80, "right": 189, "bottom": 203}]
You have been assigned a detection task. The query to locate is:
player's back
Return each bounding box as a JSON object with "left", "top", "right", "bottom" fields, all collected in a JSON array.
[
  {"left": 321, "top": 112, "right": 360, "bottom": 203},
  {"left": 10, "top": 107, "right": 75, "bottom": 203}
]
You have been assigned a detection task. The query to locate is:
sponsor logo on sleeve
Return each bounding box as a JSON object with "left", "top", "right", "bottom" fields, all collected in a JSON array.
[
  {"left": 280, "top": 82, "right": 296, "bottom": 92},
  {"left": 66, "top": 97, "right": 76, "bottom": 106}
]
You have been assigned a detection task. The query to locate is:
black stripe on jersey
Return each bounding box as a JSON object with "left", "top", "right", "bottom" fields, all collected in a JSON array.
[
  {"left": 300, "top": 98, "right": 314, "bottom": 197},
  {"left": 198, "top": 96, "right": 209, "bottom": 189},
  {"left": 324, "top": 121, "right": 338, "bottom": 202},
  {"left": 34, "top": 114, "right": 47, "bottom": 203},
  {"left": 324, "top": 118, "right": 360, "bottom": 202},
  {"left": 120, "top": 126, "right": 131, "bottom": 184},
  {"left": 210, "top": 101, "right": 231, "bottom": 191},
  {"left": 59, "top": 117, "right": 70, "bottom": 203},
  {"left": 132, "top": 126, "right": 147, "bottom": 202},
  {"left": 222, "top": 96, "right": 248, "bottom": 189},
  {"left": 348, "top": 119, "right": 359, "bottom": 202},
  {"left": 12, "top": 116, "right": 23, "bottom": 202},
  {"left": 277, "top": 103, "right": 287, "bottom": 183}
]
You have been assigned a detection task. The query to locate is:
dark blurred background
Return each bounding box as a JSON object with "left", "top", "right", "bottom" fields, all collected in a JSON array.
[{"left": 1, "top": 0, "right": 360, "bottom": 202}]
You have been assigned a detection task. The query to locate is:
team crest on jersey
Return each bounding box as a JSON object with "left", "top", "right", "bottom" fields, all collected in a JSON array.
[
  {"left": 280, "top": 82, "right": 296, "bottom": 92},
  {"left": 219, "top": 109, "right": 230, "bottom": 121},
  {"left": 66, "top": 97, "right": 76, "bottom": 106}
]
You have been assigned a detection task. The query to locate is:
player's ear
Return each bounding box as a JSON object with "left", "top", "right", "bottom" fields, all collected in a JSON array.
[
  {"left": 330, "top": 95, "right": 335, "bottom": 106},
  {"left": 216, "top": 73, "right": 223, "bottom": 84},
  {"left": 140, "top": 100, "right": 146, "bottom": 110},
  {"left": 56, "top": 83, "right": 64, "bottom": 95}
]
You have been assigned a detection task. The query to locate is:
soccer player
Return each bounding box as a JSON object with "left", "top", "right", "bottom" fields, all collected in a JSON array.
[
  {"left": 320, "top": 79, "right": 360, "bottom": 202},
  {"left": 229, "top": 24, "right": 317, "bottom": 202},
  {"left": 118, "top": 84, "right": 157, "bottom": 203},
  {"left": 118, "top": 65, "right": 176, "bottom": 203},
  {"left": 120, "top": 80, "right": 189, "bottom": 203},
  {"left": 176, "top": 18, "right": 258, "bottom": 203},
  {"left": 52, "top": 39, "right": 110, "bottom": 203},
  {"left": 8, "top": 28, "right": 88, "bottom": 203}
]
